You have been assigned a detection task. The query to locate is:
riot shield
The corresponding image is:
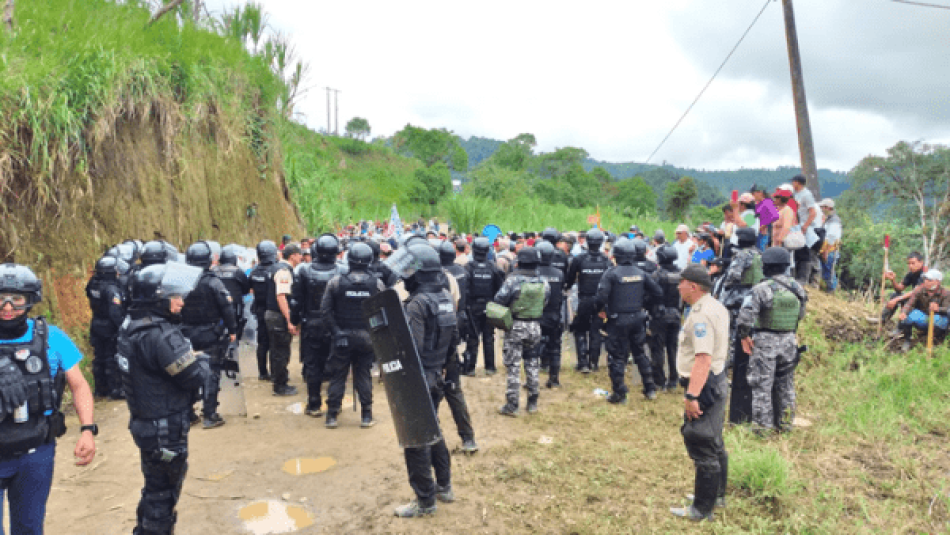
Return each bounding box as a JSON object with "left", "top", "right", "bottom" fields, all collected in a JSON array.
[
  {"left": 218, "top": 341, "right": 248, "bottom": 417},
  {"left": 362, "top": 289, "right": 442, "bottom": 449}
]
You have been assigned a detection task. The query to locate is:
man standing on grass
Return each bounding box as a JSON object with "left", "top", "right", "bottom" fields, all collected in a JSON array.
[{"left": 670, "top": 264, "right": 729, "bottom": 522}]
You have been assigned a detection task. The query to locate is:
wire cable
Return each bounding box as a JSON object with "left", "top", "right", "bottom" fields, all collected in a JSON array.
[
  {"left": 891, "top": 0, "right": 950, "bottom": 9},
  {"left": 645, "top": 0, "right": 774, "bottom": 164}
]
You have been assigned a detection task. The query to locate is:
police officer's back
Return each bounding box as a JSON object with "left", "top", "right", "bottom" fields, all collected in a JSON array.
[
  {"left": 463, "top": 238, "right": 505, "bottom": 375},
  {"left": 536, "top": 242, "right": 566, "bottom": 387},
  {"left": 212, "top": 244, "right": 251, "bottom": 329},
  {"left": 649, "top": 245, "right": 684, "bottom": 390},
  {"left": 249, "top": 240, "right": 279, "bottom": 380},
  {"left": 565, "top": 229, "right": 610, "bottom": 372},
  {"left": 87, "top": 256, "right": 127, "bottom": 398}
]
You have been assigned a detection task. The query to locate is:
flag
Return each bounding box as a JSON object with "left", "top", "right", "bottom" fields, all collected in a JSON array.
[{"left": 390, "top": 204, "right": 403, "bottom": 239}]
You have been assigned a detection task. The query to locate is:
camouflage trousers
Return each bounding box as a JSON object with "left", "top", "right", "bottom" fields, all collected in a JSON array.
[
  {"left": 503, "top": 320, "right": 542, "bottom": 407},
  {"left": 747, "top": 331, "right": 798, "bottom": 432}
]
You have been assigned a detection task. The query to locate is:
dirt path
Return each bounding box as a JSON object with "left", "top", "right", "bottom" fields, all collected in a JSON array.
[{"left": 46, "top": 335, "right": 584, "bottom": 534}]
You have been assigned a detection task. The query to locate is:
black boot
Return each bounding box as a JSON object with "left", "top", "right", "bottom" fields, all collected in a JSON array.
[
  {"left": 361, "top": 408, "right": 376, "bottom": 428},
  {"left": 526, "top": 395, "right": 539, "bottom": 414},
  {"left": 692, "top": 469, "right": 719, "bottom": 517},
  {"left": 305, "top": 385, "right": 323, "bottom": 417},
  {"left": 546, "top": 367, "right": 561, "bottom": 388},
  {"left": 718, "top": 452, "right": 729, "bottom": 507},
  {"left": 325, "top": 410, "right": 340, "bottom": 429},
  {"left": 574, "top": 335, "right": 589, "bottom": 372}
]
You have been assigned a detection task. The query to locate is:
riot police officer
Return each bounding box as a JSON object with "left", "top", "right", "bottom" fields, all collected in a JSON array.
[
  {"left": 212, "top": 244, "right": 252, "bottom": 339},
  {"left": 536, "top": 242, "right": 566, "bottom": 388},
  {"left": 395, "top": 244, "right": 457, "bottom": 518},
  {"left": 494, "top": 247, "right": 550, "bottom": 416},
  {"left": 463, "top": 238, "right": 505, "bottom": 376},
  {"left": 596, "top": 239, "right": 663, "bottom": 403},
  {"left": 180, "top": 241, "right": 238, "bottom": 429},
  {"left": 320, "top": 243, "right": 385, "bottom": 428},
  {"left": 117, "top": 263, "right": 211, "bottom": 535},
  {"left": 294, "top": 234, "right": 347, "bottom": 417},
  {"left": 565, "top": 229, "right": 610, "bottom": 372},
  {"left": 648, "top": 245, "right": 684, "bottom": 391},
  {"left": 86, "top": 255, "right": 127, "bottom": 399},
  {"left": 0, "top": 263, "right": 97, "bottom": 533},
  {"left": 249, "top": 240, "right": 279, "bottom": 380},
  {"left": 139, "top": 240, "right": 170, "bottom": 267},
  {"left": 736, "top": 247, "right": 807, "bottom": 434},
  {"left": 632, "top": 238, "right": 657, "bottom": 275},
  {"left": 541, "top": 227, "right": 569, "bottom": 275}
]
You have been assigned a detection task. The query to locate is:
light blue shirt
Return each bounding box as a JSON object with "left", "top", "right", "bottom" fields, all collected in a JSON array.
[{"left": 0, "top": 319, "right": 83, "bottom": 415}]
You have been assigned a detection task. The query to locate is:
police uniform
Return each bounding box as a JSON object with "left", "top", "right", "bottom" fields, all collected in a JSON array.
[
  {"left": 440, "top": 264, "right": 476, "bottom": 449},
  {"left": 265, "top": 260, "right": 297, "bottom": 394},
  {"left": 596, "top": 257, "right": 663, "bottom": 401},
  {"left": 294, "top": 259, "right": 347, "bottom": 414},
  {"left": 648, "top": 262, "right": 683, "bottom": 390},
  {"left": 249, "top": 262, "right": 275, "bottom": 378},
  {"left": 565, "top": 248, "right": 610, "bottom": 371},
  {"left": 719, "top": 242, "right": 763, "bottom": 424},
  {"left": 493, "top": 262, "right": 550, "bottom": 414},
  {"left": 211, "top": 262, "right": 251, "bottom": 338},
  {"left": 538, "top": 259, "right": 565, "bottom": 387},
  {"left": 463, "top": 256, "right": 504, "bottom": 374},
  {"left": 86, "top": 268, "right": 126, "bottom": 397},
  {"left": 675, "top": 289, "right": 729, "bottom": 520},
  {"left": 736, "top": 275, "right": 807, "bottom": 432}
]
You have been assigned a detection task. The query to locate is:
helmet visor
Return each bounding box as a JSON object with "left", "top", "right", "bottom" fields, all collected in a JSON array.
[{"left": 159, "top": 264, "right": 203, "bottom": 300}]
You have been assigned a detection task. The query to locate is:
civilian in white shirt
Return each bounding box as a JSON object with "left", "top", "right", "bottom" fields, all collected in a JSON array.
[{"left": 818, "top": 199, "right": 842, "bottom": 292}]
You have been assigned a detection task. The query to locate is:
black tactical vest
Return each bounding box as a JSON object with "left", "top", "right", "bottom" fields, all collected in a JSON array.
[
  {"left": 550, "top": 249, "right": 569, "bottom": 275},
  {"left": 656, "top": 267, "right": 683, "bottom": 310},
  {"left": 249, "top": 264, "right": 274, "bottom": 309},
  {"left": 0, "top": 319, "right": 66, "bottom": 458},
  {"left": 300, "top": 262, "right": 340, "bottom": 318},
  {"left": 607, "top": 266, "right": 646, "bottom": 314},
  {"left": 180, "top": 272, "right": 224, "bottom": 325},
  {"left": 539, "top": 266, "right": 564, "bottom": 315},
  {"left": 445, "top": 264, "right": 469, "bottom": 311},
  {"left": 265, "top": 263, "right": 296, "bottom": 313},
  {"left": 416, "top": 289, "right": 457, "bottom": 369},
  {"left": 334, "top": 272, "right": 379, "bottom": 330},
  {"left": 577, "top": 253, "right": 610, "bottom": 296},
  {"left": 212, "top": 264, "right": 246, "bottom": 303},
  {"left": 636, "top": 260, "right": 658, "bottom": 275},
  {"left": 469, "top": 262, "right": 495, "bottom": 300}
]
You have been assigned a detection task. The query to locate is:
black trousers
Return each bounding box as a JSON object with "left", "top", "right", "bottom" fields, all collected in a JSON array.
[
  {"left": 264, "top": 311, "right": 292, "bottom": 390},
  {"left": 604, "top": 314, "right": 654, "bottom": 395},
  {"left": 181, "top": 323, "right": 227, "bottom": 418},
  {"left": 443, "top": 352, "right": 474, "bottom": 442},
  {"left": 793, "top": 247, "right": 811, "bottom": 284},
  {"left": 89, "top": 321, "right": 118, "bottom": 396},
  {"left": 130, "top": 415, "right": 189, "bottom": 535},
  {"left": 681, "top": 372, "right": 728, "bottom": 516},
  {"left": 648, "top": 317, "right": 680, "bottom": 388},
  {"left": 464, "top": 308, "right": 496, "bottom": 372},
  {"left": 572, "top": 296, "right": 603, "bottom": 369},
  {"left": 540, "top": 323, "right": 563, "bottom": 373},
  {"left": 404, "top": 384, "right": 451, "bottom": 508},
  {"left": 728, "top": 337, "right": 753, "bottom": 425},
  {"left": 254, "top": 309, "right": 270, "bottom": 376},
  {"left": 326, "top": 346, "right": 374, "bottom": 413},
  {"left": 300, "top": 324, "right": 332, "bottom": 407}
]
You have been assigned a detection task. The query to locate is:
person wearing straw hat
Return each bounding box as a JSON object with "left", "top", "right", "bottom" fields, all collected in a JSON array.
[{"left": 817, "top": 199, "right": 842, "bottom": 292}]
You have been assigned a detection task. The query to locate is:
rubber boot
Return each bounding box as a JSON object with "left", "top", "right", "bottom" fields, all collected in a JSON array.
[
  {"left": 574, "top": 334, "right": 589, "bottom": 372},
  {"left": 718, "top": 452, "right": 729, "bottom": 507},
  {"left": 526, "top": 395, "right": 539, "bottom": 414},
  {"left": 692, "top": 469, "right": 719, "bottom": 518}
]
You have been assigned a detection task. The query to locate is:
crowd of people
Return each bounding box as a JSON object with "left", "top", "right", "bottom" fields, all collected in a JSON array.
[{"left": 2, "top": 177, "right": 948, "bottom": 531}]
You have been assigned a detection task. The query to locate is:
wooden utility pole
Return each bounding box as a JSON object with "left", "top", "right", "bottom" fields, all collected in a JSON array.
[
  {"left": 333, "top": 89, "right": 341, "bottom": 135},
  {"left": 325, "top": 87, "right": 331, "bottom": 134},
  {"left": 782, "top": 0, "right": 821, "bottom": 199},
  {"left": 3, "top": 0, "right": 14, "bottom": 33}
]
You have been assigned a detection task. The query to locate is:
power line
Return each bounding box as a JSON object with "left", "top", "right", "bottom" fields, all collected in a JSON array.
[
  {"left": 892, "top": 0, "right": 950, "bottom": 9},
  {"left": 645, "top": 0, "right": 774, "bottom": 164}
]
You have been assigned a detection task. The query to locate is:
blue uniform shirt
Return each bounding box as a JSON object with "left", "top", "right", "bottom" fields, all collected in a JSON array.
[{"left": 0, "top": 319, "right": 83, "bottom": 414}]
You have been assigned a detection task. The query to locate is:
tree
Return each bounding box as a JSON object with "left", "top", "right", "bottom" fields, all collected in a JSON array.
[
  {"left": 412, "top": 162, "right": 452, "bottom": 210},
  {"left": 850, "top": 141, "right": 950, "bottom": 267},
  {"left": 489, "top": 133, "right": 536, "bottom": 172},
  {"left": 613, "top": 177, "right": 657, "bottom": 217},
  {"left": 393, "top": 125, "right": 468, "bottom": 172},
  {"left": 345, "top": 117, "right": 371, "bottom": 140},
  {"left": 664, "top": 176, "right": 699, "bottom": 222},
  {"left": 531, "top": 147, "right": 589, "bottom": 179}
]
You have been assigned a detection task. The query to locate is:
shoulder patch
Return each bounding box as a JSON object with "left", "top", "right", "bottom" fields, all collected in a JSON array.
[
  {"left": 113, "top": 295, "right": 122, "bottom": 305},
  {"left": 694, "top": 322, "right": 707, "bottom": 338}
]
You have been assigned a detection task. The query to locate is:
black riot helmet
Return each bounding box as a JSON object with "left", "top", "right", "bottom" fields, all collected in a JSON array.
[
  {"left": 313, "top": 234, "right": 340, "bottom": 262},
  {"left": 762, "top": 247, "right": 791, "bottom": 277},
  {"left": 116, "top": 258, "right": 131, "bottom": 276},
  {"left": 140, "top": 241, "right": 168, "bottom": 266},
  {"left": 0, "top": 263, "right": 43, "bottom": 312},
  {"left": 185, "top": 241, "right": 213, "bottom": 269},
  {"left": 517, "top": 246, "right": 540, "bottom": 269},
  {"left": 348, "top": 243, "right": 373, "bottom": 270},
  {"left": 95, "top": 256, "right": 119, "bottom": 278},
  {"left": 407, "top": 244, "right": 442, "bottom": 274},
  {"left": 131, "top": 263, "right": 203, "bottom": 314},
  {"left": 122, "top": 239, "right": 143, "bottom": 261},
  {"left": 206, "top": 241, "right": 222, "bottom": 263},
  {"left": 586, "top": 229, "right": 605, "bottom": 251},
  {"left": 736, "top": 228, "right": 757, "bottom": 248},
  {"left": 256, "top": 240, "right": 279, "bottom": 266},
  {"left": 365, "top": 239, "right": 381, "bottom": 263},
  {"left": 219, "top": 244, "right": 241, "bottom": 266},
  {"left": 656, "top": 244, "right": 678, "bottom": 266},
  {"left": 632, "top": 239, "right": 648, "bottom": 261},
  {"left": 108, "top": 242, "right": 136, "bottom": 264},
  {"left": 612, "top": 239, "right": 637, "bottom": 265},
  {"left": 471, "top": 238, "right": 490, "bottom": 261},
  {"left": 438, "top": 241, "right": 456, "bottom": 267},
  {"left": 536, "top": 241, "right": 555, "bottom": 266},
  {"left": 541, "top": 227, "right": 559, "bottom": 246},
  {"left": 162, "top": 242, "right": 179, "bottom": 260}
]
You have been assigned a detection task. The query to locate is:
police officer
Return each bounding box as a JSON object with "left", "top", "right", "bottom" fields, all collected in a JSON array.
[
  {"left": 367, "top": 239, "right": 398, "bottom": 287},
  {"left": 87, "top": 255, "right": 127, "bottom": 399},
  {"left": 736, "top": 247, "right": 807, "bottom": 434},
  {"left": 631, "top": 239, "right": 657, "bottom": 275},
  {"left": 321, "top": 243, "right": 385, "bottom": 428},
  {"left": 463, "top": 238, "right": 505, "bottom": 376},
  {"left": 565, "top": 229, "right": 610, "bottom": 373},
  {"left": 494, "top": 247, "right": 550, "bottom": 416},
  {"left": 117, "top": 263, "right": 210, "bottom": 534},
  {"left": 0, "top": 264, "right": 97, "bottom": 533},
  {"left": 596, "top": 239, "right": 663, "bottom": 403},
  {"left": 719, "top": 228, "right": 763, "bottom": 424},
  {"left": 648, "top": 245, "right": 683, "bottom": 392},
  {"left": 139, "top": 240, "right": 170, "bottom": 268},
  {"left": 670, "top": 264, "right": 729, "bottom": 522},
  {"left": 395, "top": 245, "right": 457, "bottom": 518},
  {"left": 249, "top": 240, "right": 279, "bottom": 380},
  {"left": 212, "top": 244, "right": 252, "bottom": 340},
  {"left": 294, "top": 235, "right": 347, "bottom": 417},
  {"left": 438, "top": 242, "right": 478, "bottom": 453},
  {"left": 265, "top": 244, "right": 303, "bottom": 397},
  {"left": 536, "top": 242, "right": 565, "bottom": 388},
  {"left": 179, "top": 241, "right": 238, "bottom": 429},
  {"left": 541, "top": 227, "right": 569, "bottom": 275}
]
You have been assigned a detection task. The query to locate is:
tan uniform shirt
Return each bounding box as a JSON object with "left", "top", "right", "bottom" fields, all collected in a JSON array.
[
  {"left": 273, "top": 263, "right": 293, "bottom": 295},
  {"left": 676, "top": 293, "right": 730, "bottom": 378}
]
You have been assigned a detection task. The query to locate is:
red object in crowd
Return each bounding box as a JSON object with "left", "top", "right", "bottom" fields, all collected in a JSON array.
[
  {"left": 731, "top": 189, "right": 739, "bottom": 203},
  {"left": 884, "top": 234, "right": 890, "bottom": 249},
  {"left": 526, "top": 238, "right": 535, "bottom": 246}
]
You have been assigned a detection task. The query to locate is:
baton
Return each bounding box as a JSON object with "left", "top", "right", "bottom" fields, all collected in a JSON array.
[{"left": 927, "top": 309, "right": 935, "bottom": 359}]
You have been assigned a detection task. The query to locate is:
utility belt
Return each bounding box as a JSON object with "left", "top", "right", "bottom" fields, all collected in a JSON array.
[
  {"left": 679, "top": 370, "right": 726, "bottom": 411},
  {"left": 129, "top": 412, "right": 190, "bottom": 462},
  {"left": 754, "top": 327, "right": 796, "bottom": 334},
  {"left": 512, "top": 317, "right": 541, "bottom": 323}
]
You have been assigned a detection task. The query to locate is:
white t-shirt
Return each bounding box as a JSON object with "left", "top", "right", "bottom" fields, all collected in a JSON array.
[{"left": 673, "top": 240, "right": 692, "bottom": 271}]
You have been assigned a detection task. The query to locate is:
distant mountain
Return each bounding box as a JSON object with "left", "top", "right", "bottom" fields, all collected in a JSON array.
[{"left": 457, "top": 135, "right": 850, "bottom": 200}]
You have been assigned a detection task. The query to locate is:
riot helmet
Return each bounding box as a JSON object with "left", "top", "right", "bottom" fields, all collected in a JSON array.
[
  {"left": 95, "top": 256, "right": 119, "bottom": 278},
  {"left": 219, "top": 244, "right": 241, "bottom": 266},
  {"left": 108, "top": 242, "right": 136, "bottom": 264},
  {"left": 162, "top": 242, "right": 179, "bottom": 260},
  {"left": 0, "top": 263, "right": 43, "bottom": 312},
  {"left": 471, "top": 238, "right": 490, "bottom": 261},
  {"left": 122, "top": 239, "right": 143, "bottom": 261},
  {"left": 131, "top": 263, "right": 203, "bottom": 315},
  {"left": 656, "top": 244, "right": 678, "bottom": 266},
  {"left": 185, "top": 241, "right": 213, "bottom": 269},
  {"left": 612, "top": 239, "right": 637, "bottom": 265},
  {"left": 632, "top": 239, "right": 648, "bottom": 261},
  {"left": 736, "top": 228, "right": 757, "bottom": 248},
  {"left": 541, "top": 227, "right": 559, "bottom": 246},
  {"left": 438, "top": 241, "right": 456, "bottom": 267},
  {"left": 517, "top": 246, "right": 540, "bottom": 269},
  {"left": 206, "top": 241, "right": 222, "bottom": 263},
  {"left": 140, "top": 241, "right": 168, "bottom": 266},
  {"left": 313, "top": 234, "right": 340, "bottom": 262},
  {"left": 365, "top": 239, "right": 381, "bottom": 262},
  {"left": 256, "top": 240, "right": 279, "bottom": 266},
  {"left": 115, "top": 258, "right": 131, "bottom": 276},
  {"left": 586, "top": 229, "right": 605, "bottom": 251},
  {"left": 536, "top": 241, "right": 555, "bottom": 266},
  {"left": 761, "top": 247, "right": 791, "bottom": 277},
  {"left": 348, "top": 243, "right": 373, "bottom": 270}
]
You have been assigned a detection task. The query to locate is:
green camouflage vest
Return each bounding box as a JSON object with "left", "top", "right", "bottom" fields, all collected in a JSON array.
[
  {"left": 754, "top": 281, "right": 800, "bottom": 332},
  {"left": 511, "top": 281, "right": 545, "bottom": 320},
  {"left": 740, "top": 252, "right": 764, "bottom": 286}
]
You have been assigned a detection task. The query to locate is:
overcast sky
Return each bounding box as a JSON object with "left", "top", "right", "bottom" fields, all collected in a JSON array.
[{"left": 207, "top": 0, "right": 950, "bottom": 172}]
